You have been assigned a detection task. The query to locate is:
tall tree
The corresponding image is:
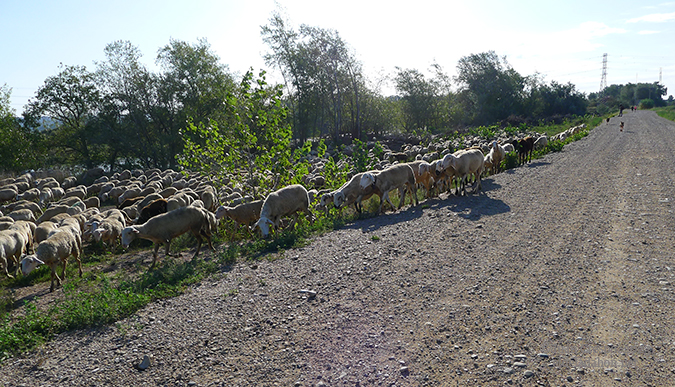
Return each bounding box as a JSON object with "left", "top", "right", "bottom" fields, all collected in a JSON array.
[
  {"left": 455, "top": 51, "right": 526, "bottom": 125},
  {"left": 394, "top": 68, "right": 440, "bottom": 132},
  {"left": 24, "top": 64, "right": 101, "bottom": 168},
  {"left": 262, "top": 12, "right": 365, "bottom": 141}
]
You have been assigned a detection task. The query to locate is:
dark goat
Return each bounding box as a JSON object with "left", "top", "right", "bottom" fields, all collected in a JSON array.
[
  {"left": 517, "top": 137, "right": 535, "bottom": 165},
  {"left": 136, "top": 198, "right": 168, "bottom": 225}
]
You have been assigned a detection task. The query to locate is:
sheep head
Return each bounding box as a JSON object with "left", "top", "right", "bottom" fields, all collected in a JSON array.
[
  {"left": 254, "top": 216, "right": 274, "bottom": 238},
  {"left": 121, "top": 226, "right": 140, "bottom": 248},
  {"left": 21, "top": 255, "right": 44, "bottom": 276},
  {"left": 333, "top": 191, "right": 346, "bottom": 209}
]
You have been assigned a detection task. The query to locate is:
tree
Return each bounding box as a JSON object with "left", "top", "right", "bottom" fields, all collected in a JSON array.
[
  {"left": 178, "top": 70, "right": 292, "bottom": 197},
  {"left": 0, "top": 84, "right": 41, "bottom": 173},
  {"left": 394, "top": 68, "right": 440, "bottom": 132},
  {"left": 24, "top": 64, "right": 102, "bottom": 168},
  {"left": 262, "top": 12, "right": 365, "bottom": 141},
  {"left": 455, "top": 51, "right": 526, "bottom": 125}
]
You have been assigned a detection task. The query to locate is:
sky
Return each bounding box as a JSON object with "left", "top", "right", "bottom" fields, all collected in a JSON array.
[{"left": 2, "top": 0, "right": 674, "bottom": 115}]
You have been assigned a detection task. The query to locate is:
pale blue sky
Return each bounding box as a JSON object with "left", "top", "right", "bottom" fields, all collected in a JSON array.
[{"left": 2, "top": 0, "right": 674, "bottom": 114}]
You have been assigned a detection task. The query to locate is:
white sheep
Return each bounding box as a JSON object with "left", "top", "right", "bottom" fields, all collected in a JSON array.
[
  {"left": 0, "top": 229, "right": 27, "bottom": 278},
  {"left": 215, "top": 200, "right": 264, "bottom": 236},
  {"left": 35, "top": 221, "right": 58, "bottom": 244},
  {"left": 93, "top": 218, "right": 125, "bottom": 251},
  {"left": 253, "top": 184, "right": 313, "bottom": 238},
  {"left": 7, "top": 208, "right": 36, "bottom": 223},
  {"left": 486, "top": 141, "right": 506, "bottom": 175},
  {"left": 533, "top": 135, "right": 548, "bottom": 150},
  {"left": 359, "top": 164, "right": 417, "bottom": 213},
  {"left": 121, "top": 205, "right": 214, "bottom": 269},
  {"left": 438, "top": 148, "right": 484, "bottom": 196},
  {"left": 332, "top": 172, "right": 380, "bottom": 214},
  {"left": 21, "top": 229, "right": 82, "bottom": 292}
]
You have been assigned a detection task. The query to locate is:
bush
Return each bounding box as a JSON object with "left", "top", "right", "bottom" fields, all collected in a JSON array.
[
  {"left": 639, "top": 99, "right": 655, "bottom": 109},
  {"left": 502, "top": 152, "right": 519, "bottom": 170}
]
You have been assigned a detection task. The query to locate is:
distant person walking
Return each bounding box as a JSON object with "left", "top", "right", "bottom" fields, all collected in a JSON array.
[{"left": 619, "top": 104, "right": 624, "bottom": 117}]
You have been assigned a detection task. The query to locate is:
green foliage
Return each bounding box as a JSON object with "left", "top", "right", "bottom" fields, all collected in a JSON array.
[
  {"left": 639, "top": 98, "right": 655, "bottom": 109},
  {"left": 502, "top": 152, "right": 520, "bottom": 170},
  {"left": 545, "top": 140, "right": 565, "bottom": 153},
  {"left": 0, "top": 84, "right": 41, "bottom": 173},
  {"left": 372, "top": 141, "right": 385, "bottom": 160},
  {"left": 179, "top": 69, "right": 292, "bottom": 196},
  {"left": 654, "top": 106, "right": 675, "bottom": 122},
  {"left": 350, "top": 139, "right": 370, "bottom": 173}
]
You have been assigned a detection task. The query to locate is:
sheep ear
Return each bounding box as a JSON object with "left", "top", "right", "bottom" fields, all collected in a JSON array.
[{"left": 132, "top": 228, "right": 140, "bottom": 234}]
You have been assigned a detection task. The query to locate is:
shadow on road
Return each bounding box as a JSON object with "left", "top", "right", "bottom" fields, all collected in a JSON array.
[{"left": 342, "top": 182, "right": 511, "bottom": 232}]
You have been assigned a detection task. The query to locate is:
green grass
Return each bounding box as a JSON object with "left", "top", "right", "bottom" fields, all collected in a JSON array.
[{"left": 654, "top": 106, "right": 675, "bottom": 122}]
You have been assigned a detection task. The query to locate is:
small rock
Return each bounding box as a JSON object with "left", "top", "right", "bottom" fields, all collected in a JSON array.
[
  {"left": 400, "top": 366, "right": 409, "bottom": 375},
  {"left": 137, "top": 355, "right": 151, "bottom": 371},
  {"left": 513, "top": 362, "right": 526, "bottom": 368},
  {"left": 503, "top": 367, "right": 514, "bottom": 374},
  {"left": 524, "top": 370, "right": 534, "bottom": 377},
  {"left": 538, "top": 353, "right": 550, "bottom": 358},
  {"left": 567, "top": 376, "right": 574, "bottom": 382}
]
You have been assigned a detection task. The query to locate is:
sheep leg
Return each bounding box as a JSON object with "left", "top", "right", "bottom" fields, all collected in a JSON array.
[
  {"left": 397, "top": 187, "right": 405, "bottom": 209},
  {"left": 3, "top": 260, "right": 14, "bottom": 279},
  {"left": 73, "top": 247, "right": 83, "bottom": 278},
  {"left": 190, "top": 230, "right": 203, "bottom": 260},
  {"left": 149, "top": 243, "right": 162, "bottom": 269},
  {"left": 304, "top": 208, "right": 314, "bottom": 225}
]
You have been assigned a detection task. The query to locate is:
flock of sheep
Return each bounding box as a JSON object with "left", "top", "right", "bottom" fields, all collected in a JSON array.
[{"left": 0, "top": 125, "right": 585, "bottom": 292}]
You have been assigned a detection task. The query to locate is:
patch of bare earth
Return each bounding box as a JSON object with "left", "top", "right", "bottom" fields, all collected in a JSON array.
[{"left": 1, "top": 110, "right": 674, "bottom": 386}]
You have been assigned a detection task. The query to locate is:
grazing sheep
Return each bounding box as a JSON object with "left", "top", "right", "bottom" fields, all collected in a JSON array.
[
  {"left": 533, "top": 135, "right": 548, "bottom": 150},
  {"left": 158, "top": 187, "right": 178, "bottom": 198},
  {"left": 7, "top": 209, "right": 36, "bottom": 223},
  {"left": 39, "top": 187, "right": 53, "bottom": 206},
  {"left": 21, "top": 229, "right": 82, "bottom": 292},
  {"left": 0, "top": 187, "right": 18, "bottom": 204},
  {"left": 439, "top": 148, "right": 484, "bottom": 196},
  {"left": 121, "top": 206, "right": 214, "bottom": 269},
  {"left": 0, "top": 230, "right": 27, "bottom": 277},
  {"left": 360, "top": 164, "right": 418, "bottom": 213},
  {"left": 118, "top": 186, "right": 143, "bottom": 204},
  {"left": 5, "top": 200, "right": 42, "bottom": 217},
  {"left": 253, "top": 184, "right": 313, "bottom": 238},
  {"left": 134, "top": 193, "right": 163, "bottom": 212},
  {"left": 502, "top": 143, "right": 515, "bottom": 153},
  {"left": 136, "top": 198, "right": 168, "bottom": 225},
  {"left": 332, "top": 172, "right": 380, "bottom": 214},
  {"left": 215, "top": 200, "right": 264, "bottom": 236},
  {"left": 83, "top": 196, "right": 100, "bottom": 209},
  {"left": 93, "top": 218, "right": 125, "bottom": 251},
  {"left": 9, "top": 220, "right": 36, "bottom": 254},
  {"left": 35, "top": 221, "right": 58, "bottom": 244},
  {"left": 63, "top": 186, "right": 86, "bottom": 200},
  {"left": 198, "top": 186, "right": 218, "bottom": 212},
  {"left": 17, "top": 188, "right": 40, "bottom": 202}
]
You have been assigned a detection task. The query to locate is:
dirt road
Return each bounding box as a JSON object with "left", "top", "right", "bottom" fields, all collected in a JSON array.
[{"left": 2, "top": 110, "right": 675, "bottom": 386}]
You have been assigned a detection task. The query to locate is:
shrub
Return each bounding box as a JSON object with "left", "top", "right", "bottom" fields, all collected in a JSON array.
[{"left": 639, "top": 99, "right": 655, "bottom": 109}]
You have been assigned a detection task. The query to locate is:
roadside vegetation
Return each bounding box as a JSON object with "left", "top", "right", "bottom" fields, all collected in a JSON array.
[{"left": 654, "top": 105, "right": 675, "bottom": 122}]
